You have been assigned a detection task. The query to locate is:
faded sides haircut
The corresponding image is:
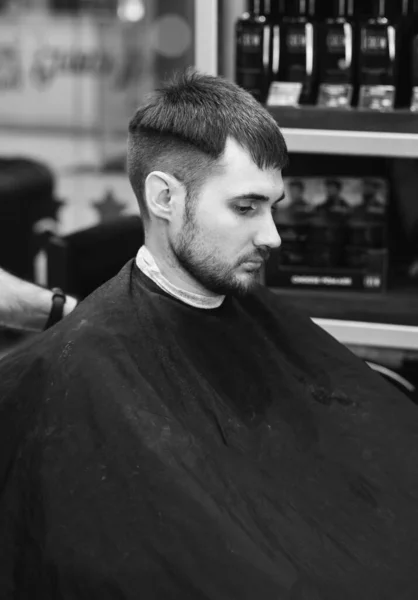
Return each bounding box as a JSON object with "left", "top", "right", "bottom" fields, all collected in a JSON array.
[{"left": 127, "top": 68, "right": 288, "bottom": 224}]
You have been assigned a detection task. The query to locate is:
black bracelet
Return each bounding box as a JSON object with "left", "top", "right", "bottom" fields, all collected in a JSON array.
[{"left": 44, "top": 287, "right": 66, "bottom": 331}]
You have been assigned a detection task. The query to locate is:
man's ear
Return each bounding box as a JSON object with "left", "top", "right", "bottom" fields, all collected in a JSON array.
[{"left": 144, "top": 171, "right": 183, "bottom": 222}]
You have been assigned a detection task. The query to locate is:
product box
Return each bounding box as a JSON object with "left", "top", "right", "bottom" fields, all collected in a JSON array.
[{"left": 265, "top": 176, "right": 389, "bottom": 292}]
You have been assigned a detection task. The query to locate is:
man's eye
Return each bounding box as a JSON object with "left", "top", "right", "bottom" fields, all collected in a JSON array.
[{"left": 235, "top": 205, "right": 256, "bottom": 215}]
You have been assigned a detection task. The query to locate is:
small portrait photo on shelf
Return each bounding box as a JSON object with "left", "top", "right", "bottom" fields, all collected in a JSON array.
[
  {"left": 266, "top": 177, "right": 390, "bottom": 293},
  {"left": 276, "top": 177, "right": 389, "bottom": 229},
  {"left": 315, "top": 178, "right": 351, "bottom": 217},
  {"left": 353, "top": 178, "right": 388, "bottom": 219},
  {"left": 274, "top": 178, "right": 313, "bottom": 224},
  {"left": 279, "top": 177, "right": 385, "bottom": 217},
  {"left": 286, "top": 179, "right": 311, "bottom": 213}
]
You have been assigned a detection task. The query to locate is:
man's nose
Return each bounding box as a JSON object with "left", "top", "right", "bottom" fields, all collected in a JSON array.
[{"left": 254, "top": 215, "right": 282, "bottom": 250}]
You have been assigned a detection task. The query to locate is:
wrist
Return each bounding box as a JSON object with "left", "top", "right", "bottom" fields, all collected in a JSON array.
[
  {"left": 0, "top": 268, "right": 78, "bottom": 333},
  {"left": 44, "top": 288, "right": 79, "bottom": 331},
  {"left": 63, "top": 295, "right": 78, "bottom": 317},
  {"left": 20, "top": 288, "right": 78, "bottom": 332}
]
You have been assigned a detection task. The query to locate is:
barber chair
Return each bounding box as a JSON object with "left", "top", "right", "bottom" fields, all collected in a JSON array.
[
  {"left": 46, "top": 215, "right": 144, "bottom": 300},
  {"left": 366, "top": 361, "right": 417, "bottom": 405}
]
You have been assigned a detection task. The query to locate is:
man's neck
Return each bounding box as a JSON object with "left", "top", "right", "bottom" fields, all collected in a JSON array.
[
  {"left": 144, "top": 239, "right": 220, "bottom": 299},
  {"left": 136, "top": 246, "right": 225, "bottom": 310}
]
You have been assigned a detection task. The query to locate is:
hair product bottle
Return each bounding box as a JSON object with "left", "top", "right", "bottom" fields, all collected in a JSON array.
[
  {"left": 317, "top": 0, "right": 357, "bottom": 108},
  {"left": 235, "top": 0, "right": 273, "bottom": 103},
  {"left": 267, "top": 0, "right": 318, "bottom": 106},
  {"left": 358, "top": 0, "right": 411, "bottom": 110},
  {"left": 410, "top": 0, "right": 418, "bottom": 110}
]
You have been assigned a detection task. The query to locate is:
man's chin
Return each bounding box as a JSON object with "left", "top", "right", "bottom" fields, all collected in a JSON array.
[
  {"left": 201, "top": 274, "right": 260, "bottom": 298},
  {"left": 227, "top": 273, "right": 263, "bottom": 298}
]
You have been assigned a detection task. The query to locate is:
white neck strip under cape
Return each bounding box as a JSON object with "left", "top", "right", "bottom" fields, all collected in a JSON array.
[{"left": 135, "top": 246, "right": 225, "bottom": 310}]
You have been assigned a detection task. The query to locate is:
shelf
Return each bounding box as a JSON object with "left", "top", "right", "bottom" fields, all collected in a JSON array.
[
  {"left": 267, "top": 107, "right": 418, "bottom": 158},
  {"left": 281, "top": 129, "right": 418, "bottom": 159},
  {"left": 313, "top": 319, "right": 418, "bottom": 351},
  {"left": 272, "top": 287, "right": 418, "bottom": 351}
]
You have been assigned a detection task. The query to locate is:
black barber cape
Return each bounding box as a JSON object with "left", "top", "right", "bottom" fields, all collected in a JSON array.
[{"left": 1, "top": 260, "right": 418, "bottom": 600}]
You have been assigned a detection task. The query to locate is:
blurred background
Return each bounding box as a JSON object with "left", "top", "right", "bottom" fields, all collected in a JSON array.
[{"left": 1, "top": 0, "right": 418, "bottom": 400}]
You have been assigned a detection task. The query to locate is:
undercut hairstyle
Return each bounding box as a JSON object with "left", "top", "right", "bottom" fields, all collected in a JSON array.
[{"left": 127, "top": 68, "right": 288, "bottom": 225}]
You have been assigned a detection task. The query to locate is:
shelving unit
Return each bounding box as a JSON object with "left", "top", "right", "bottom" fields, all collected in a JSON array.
[
  {"left": 267, "top": 106, "right": 418, "bottom": 350},
  {"left": 271, "top": 287, "right": 418, "bottom": 350},
  {"left": 268, "top": 106, "right": 418, "bottom": 158},
  {"left": 313, "top": 319, "right": 418, "bottom": 351},
  {"left": 281, "top": 128, "right": 418, "bottom": 159}
]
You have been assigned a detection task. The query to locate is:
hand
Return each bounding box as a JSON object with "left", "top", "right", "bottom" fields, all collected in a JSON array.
[{"left": 0, "top": 268, "right": 77, "bottom": 332}]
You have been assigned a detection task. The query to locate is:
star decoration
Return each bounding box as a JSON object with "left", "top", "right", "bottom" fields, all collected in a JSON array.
[{"left": 92, "top": 190, "right": 127, "bottom": 223}]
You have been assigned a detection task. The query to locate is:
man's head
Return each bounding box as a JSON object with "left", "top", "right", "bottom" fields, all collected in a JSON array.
[
  {"left": 288, "top": 180, "right": 305, "bottom": 202},
  {"left": 325, "top": 179, "right": 342, "bottom": 197},
  {"left": 363, "top": 179, "right": 380, "bottom": 196},
  {"left": 127, "top": 68, "right": 288, "bottom": 297}
]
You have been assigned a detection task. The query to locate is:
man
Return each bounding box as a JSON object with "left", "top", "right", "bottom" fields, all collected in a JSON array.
[
  {"left": 285, "top": 179, "right": 311, "bottom": 218},
  {"left": 287, "top": 179, "right": 309, "bottom": 209},
  {"left": 1, "top": 69, "right": 418, "bottom": 599},
  {"left": 356, "top": 178, "right": 386, "bottom": 219},
  {"left": 316, "top": 178, "right": 350, "bottom": 216}
]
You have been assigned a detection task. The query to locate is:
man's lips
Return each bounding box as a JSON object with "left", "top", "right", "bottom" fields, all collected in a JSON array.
[{"left": 241, "top": 255, "right": 269, "bottom": 265}]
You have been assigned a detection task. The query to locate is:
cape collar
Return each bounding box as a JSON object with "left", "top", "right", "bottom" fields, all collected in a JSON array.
[{"left": 135, "top": 246, "right": 225, "bottom": 310}]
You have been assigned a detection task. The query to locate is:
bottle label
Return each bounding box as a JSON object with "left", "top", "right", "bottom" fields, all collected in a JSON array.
[
  {"left": 358, "top": 85, "right": 395, "bottom": 110},
  {"left": 362, "top": 33, "right": 388, "bottom": 55},
  {"left": 410, "top": 87, "right": 418, "bottom": 112},
  {"left": 266, "top": 81, "right": 303, "bottom": 106},
  {"left": 237, "top": 32, "right": 262, "bottom": 50},
  {"left": 317, "top": 83, "right": 353, "bottom": 108},
  {"left": 326, "top": 30, "right": 346, "bottom": 54},
  {"left": 286, "top": 29, "right": 306, "bottom": 54}
]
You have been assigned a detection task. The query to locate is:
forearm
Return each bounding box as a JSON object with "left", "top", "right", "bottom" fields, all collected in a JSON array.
[{"left": 0, "top": 268, "right": 77, "bottom": 332}]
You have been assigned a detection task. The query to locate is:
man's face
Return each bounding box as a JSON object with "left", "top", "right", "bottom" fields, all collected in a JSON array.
[
  {"left": 364, "top": 181, "right": 376, "bottom": 196},
  {"left": 289, "top": 184, "right": 304, "bottom": 202},
  {"left": 169, "top": 138, "right": 284, "bottom": 296},
  {"left": 326, "top": 183, "right": 340, "bottom": 197}
]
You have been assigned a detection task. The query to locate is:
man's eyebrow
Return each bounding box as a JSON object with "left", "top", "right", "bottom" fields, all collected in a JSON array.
[{"left": 231, "top": 192, "right": 286, "bottom": 203}]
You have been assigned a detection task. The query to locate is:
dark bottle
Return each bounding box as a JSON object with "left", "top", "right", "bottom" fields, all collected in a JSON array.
[
  {"left": 267, "top": 0, "right": 285, "bottom": 98},
  {"left": 235, "top": 0, "right": 274, "bottom": 104},
  {"left": 358, "top": 0, "right": 411, "bottom": 110},
  {"left": 268, "top": 0, "right": 319, "bottom": 106},
  {"left": 410, "top": 0, "right": 418, "bottom": 110},
  {"left": 353, "top": 0, "right": 374, "bottom": 20},
  {"left": 317, "top": 0, "right": 357, "bottom": 108}
]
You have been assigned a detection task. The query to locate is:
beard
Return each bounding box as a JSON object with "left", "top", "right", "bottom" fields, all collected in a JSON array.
[{"left": 171, "top": 211, "right": 263, "bottom": 297}]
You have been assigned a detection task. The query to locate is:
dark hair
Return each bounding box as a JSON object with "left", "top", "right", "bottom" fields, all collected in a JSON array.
[
  {"left": 325, "top": 179, "right": 342, "bottom": 190},
  {"left": 127, "top": 68, "right": 288, "bottom": 223},
  {"left": 363, "top": 178, "right": 380, "bottom": 190},
  {"left": 289, "top": 180, "right": 305, "bottom": 191}
]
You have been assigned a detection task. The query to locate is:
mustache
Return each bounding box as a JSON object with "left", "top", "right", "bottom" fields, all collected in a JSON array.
[{"left": 241, "top": 249, "right": 270, "bottom": 263}]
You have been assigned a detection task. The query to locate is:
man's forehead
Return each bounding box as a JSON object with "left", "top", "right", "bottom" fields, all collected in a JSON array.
[
  {"left": 219, "top": 138, "right": 281, "bottom": 175},
  {"left": 221, "top": 137, "right": 263, "bottom": 168}
]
